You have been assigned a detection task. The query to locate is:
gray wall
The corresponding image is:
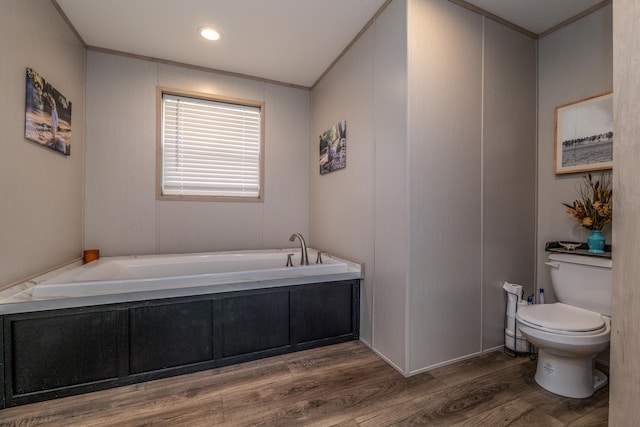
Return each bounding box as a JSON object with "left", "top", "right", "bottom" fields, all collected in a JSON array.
[
  {"left": 372, "top": 0, "right": 410, "bottom": 367},
  {"left": 408, "top": 0, "right": 484, "bottom": 371},
  {"left": 481, "top": 19, "right": 537, "bottom": 351},
  {"left": 0, "top": 0, "right": 85, "bottom": 288},
  {"left": 610, "top": 0, "right": 640, "bottom": 423},
  {"left": 310, "top": 0, "right": 402, "bottom": 351},
  {"left": 311, "top": 0, "right": 536, "bottom": 374},
  {"left": 84, "top": 51, "right": 310, "bottom": 256},
  {"left": 407, "top": 0, "right": 536, "bottom": 372},
  {"left": 536, "top": 6, "right": 613, "bottom": 302}
]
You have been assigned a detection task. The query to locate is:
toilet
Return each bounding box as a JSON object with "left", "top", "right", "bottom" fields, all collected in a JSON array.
[{"left": 516, "top": 253, "right": 612, "bottom": 398}]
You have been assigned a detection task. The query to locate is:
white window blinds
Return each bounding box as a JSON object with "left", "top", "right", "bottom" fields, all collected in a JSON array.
[{"left": 161, "top": 93, "right": 262, "bottom": 198}]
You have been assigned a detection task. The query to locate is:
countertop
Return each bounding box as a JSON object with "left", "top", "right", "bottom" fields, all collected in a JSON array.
[{"left": 545, "top": 241, "right": 612, "bottom": 259}]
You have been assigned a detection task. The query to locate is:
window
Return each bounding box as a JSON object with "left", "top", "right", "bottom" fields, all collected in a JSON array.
[{"left": 158, "top": 88, "right": 264, "bottom": 201}]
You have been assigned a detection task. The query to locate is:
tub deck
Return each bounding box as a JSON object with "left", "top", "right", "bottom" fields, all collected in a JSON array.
[{"left": 0, "top": 249, "right": 362, "bottom": 315}]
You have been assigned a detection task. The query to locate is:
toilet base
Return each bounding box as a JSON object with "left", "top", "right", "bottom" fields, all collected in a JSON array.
[{"left": 534, "top": 349, "right": 608, "bottom": 398}]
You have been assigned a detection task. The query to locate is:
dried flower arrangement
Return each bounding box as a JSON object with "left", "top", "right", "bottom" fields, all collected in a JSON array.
[{"left": 563, "top": 173, "right": 612, "bottom": 231}]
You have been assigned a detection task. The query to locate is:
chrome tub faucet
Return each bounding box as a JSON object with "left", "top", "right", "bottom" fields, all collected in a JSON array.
[{"left": 289, "top": 233, "right": 309, "bottom": 265}]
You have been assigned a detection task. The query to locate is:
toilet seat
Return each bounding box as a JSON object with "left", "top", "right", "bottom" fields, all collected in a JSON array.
[{"left": 517, "top": 303, "right": 605, "bottom": 336}]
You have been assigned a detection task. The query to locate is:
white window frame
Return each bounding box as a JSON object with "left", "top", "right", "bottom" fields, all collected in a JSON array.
[{"left": 156, "top": 87, "right": 264, "bottom": 202}]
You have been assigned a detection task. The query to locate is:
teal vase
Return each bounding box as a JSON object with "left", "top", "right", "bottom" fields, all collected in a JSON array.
[{"left": 587, "top": 230, "right": 605, "bottom": 253}]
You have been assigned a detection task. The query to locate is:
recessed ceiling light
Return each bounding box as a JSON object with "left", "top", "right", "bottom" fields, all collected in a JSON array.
[{"left": 199, "top": 27, "right": 221, "bottom": 41}]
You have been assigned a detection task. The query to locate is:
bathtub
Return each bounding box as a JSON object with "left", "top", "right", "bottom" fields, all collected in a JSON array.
[
  {"left": 1, "top": 249, "right": 362, "bottom": 407},
  {"left": 31, "top": 249, "right": 361, "bottom": 299}
]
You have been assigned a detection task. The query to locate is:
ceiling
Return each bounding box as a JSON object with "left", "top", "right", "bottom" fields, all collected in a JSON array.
[
  {"left": 55, "top": 0, "right": 608, "bottom": 88},
  {"left": 464, "top": 0, "right": 604, "bottom": 34}
]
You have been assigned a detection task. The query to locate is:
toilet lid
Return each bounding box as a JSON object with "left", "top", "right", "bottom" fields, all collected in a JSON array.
[{"left": 517, "top": 303, "right": 605, "bottom": 332}]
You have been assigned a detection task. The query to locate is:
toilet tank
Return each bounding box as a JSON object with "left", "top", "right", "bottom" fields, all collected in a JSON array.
[{"left": 546, "top": 253, "right": 612, "bottom": 316}]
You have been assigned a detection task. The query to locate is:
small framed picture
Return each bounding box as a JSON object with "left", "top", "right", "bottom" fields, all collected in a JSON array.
[
  {"left": 25, "top": 68, "right": 72, "bottom": 156},
  {"left": 554, "top": 92, "right": 612, "bottom": 175},
  {"left": 319, "top": 120, "right": 346, "bottom": 175}
]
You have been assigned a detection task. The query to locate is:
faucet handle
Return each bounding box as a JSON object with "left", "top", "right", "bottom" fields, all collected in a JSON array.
[
  {"left": 286, "top": 253, "right": 295, "bottom": 267},
  {"left": 315, "top": 251, "right": 326, "bottom": 264}
]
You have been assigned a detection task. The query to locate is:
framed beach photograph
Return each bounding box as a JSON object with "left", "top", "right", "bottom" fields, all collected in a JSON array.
[
  {"left": 554, "top": 91, "right": 612, "bottom": 175},
  {"left": 25, "top": 68, "right": 72, "bottom": 156}
]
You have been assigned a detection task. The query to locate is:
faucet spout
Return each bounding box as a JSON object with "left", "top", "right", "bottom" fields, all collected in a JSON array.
[{"left": 288, "top": 233, "right": 309, "bottom": 265}]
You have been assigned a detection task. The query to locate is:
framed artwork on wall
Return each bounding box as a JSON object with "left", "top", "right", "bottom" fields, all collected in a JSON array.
[
  {"left": 554, "top": 91, "right": 612, "bottom": 175},
  {"left": 319, "top": 120, "right": 347, "bottom": 175},
  {"left": 25, "top": 68, "right": 72, "bottom": 156}
]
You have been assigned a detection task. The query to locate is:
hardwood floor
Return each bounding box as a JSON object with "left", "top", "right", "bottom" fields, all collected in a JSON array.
[{"left": 0, "top": 341, "right": 608, "bottom": 426}]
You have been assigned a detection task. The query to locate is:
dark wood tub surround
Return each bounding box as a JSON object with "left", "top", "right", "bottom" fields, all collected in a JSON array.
[{"left": 0, "top": 279, "right": 359, "bottom": 408}]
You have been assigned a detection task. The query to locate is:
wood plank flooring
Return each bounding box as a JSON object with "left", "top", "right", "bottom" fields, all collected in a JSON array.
[{"left": 0, "top": 341, "right": 608, "bottom": 426}]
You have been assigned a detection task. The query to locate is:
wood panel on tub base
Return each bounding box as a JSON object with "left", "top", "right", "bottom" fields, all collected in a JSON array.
[{"left": 1, "top": 280, "right": 359, "bottom": 408}]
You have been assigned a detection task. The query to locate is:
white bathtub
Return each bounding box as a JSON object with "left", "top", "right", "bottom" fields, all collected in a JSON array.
[{"left": 31, "top": 249, "right": 361, "bottom": 299}]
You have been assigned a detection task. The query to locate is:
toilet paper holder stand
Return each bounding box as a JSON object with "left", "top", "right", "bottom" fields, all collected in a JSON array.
[{"left": 503, "top": 289, "right": 536, "bottom": 359}]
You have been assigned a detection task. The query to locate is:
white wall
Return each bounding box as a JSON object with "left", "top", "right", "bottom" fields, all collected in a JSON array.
[
  {"left": 407, "top": 0, "right": 536, "bottom": 372},
  {"left": 311, "top": 0, "right": 536, "bottom": 374},
  {"left": 85, "top": 51, "right": 310, "bottom": 256},
  {"left": 310, "top": 2, "right": 382, "bottom": 349},
  {"left": 0, "top": 0, "right": 85, "bottom": 288},
  {"left": 536, "top": 6, "right": 613, "bottom": 302},
  {"left": 481, "top": 19, "right": 537, "bottom": 350},
  {"left": 610, "top": 0, "right": 640, "bottom": 423},
  {"left": 408, "top": 0, "right": 483, "bottom": 371},
  {"left": 372, "top": 0, "right": 409, "bottom": 369}
]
